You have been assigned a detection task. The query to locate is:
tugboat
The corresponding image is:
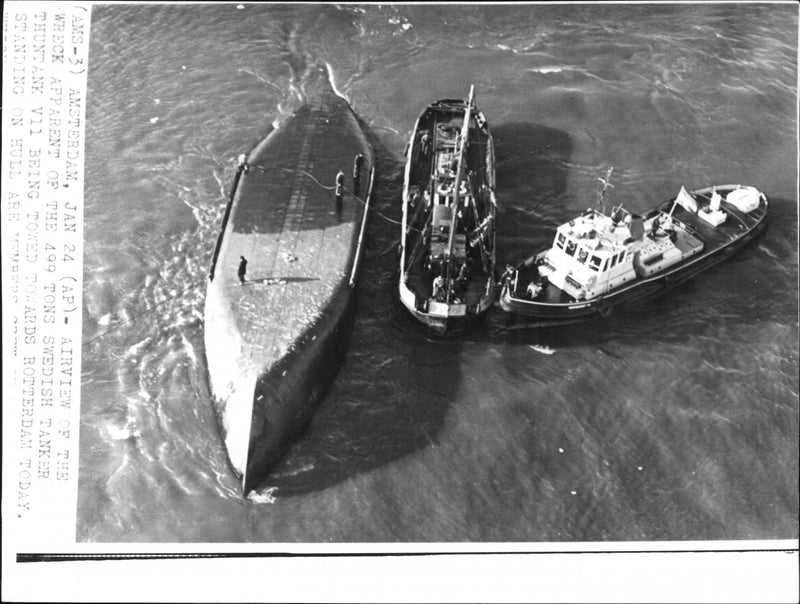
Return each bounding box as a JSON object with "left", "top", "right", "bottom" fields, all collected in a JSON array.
[
  {"left": 398, "top": 86, "right": 497, "bottom": 335},
  {"left": 499, "top": 168, "right": 768, "bottom": 323}
]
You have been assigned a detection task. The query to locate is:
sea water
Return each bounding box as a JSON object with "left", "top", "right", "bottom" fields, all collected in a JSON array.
[{"left": 77, "top": 3, "right": 798, "bottom": 542}]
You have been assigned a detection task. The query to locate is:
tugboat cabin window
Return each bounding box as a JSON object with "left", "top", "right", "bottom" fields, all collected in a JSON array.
[
  {"left": 556, "top": 233, "right": 566, "bottom": 249},
  {"left": 610, "top": 254, "right": 618, "bottom": 269},
  {"left": 578, "top": 248, "right": 589, "bottom": 263},
  {"left": 565, "top": 240, "right": 577, "bottom": 257},
  {"left": 589, "top": 255, "right": 602, "bottom": 271}
]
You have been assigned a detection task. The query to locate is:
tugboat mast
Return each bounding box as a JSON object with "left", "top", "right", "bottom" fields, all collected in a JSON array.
[
  {"left": 596, "top": 166, "right": 614, "bottom": 213},
  {"left": 445, "top": 85, "right": 475, "bottom": 284}
]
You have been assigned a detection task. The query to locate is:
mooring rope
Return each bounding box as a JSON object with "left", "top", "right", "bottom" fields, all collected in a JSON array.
[
  {"left": 247, "top": 161, "right": 410, "bottom": 229},
  {"left": 494, "top": 134, "right": 571, "bottom": 167}
]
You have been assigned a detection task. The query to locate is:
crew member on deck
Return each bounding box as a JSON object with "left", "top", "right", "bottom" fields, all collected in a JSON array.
[
  {"left": 335, "top": 170, "right": 345, "bottom": 211},
  {"left": 433, "top": 274, "right": 445, "bottom": 301},
  {"left": 238, "top": 256, "right": 248, "bottom": 284},
  {"left": 409, "top": 186, "right": 421, "bottom": 208},
  {"left": 420, "top": 131, "right": 431, "bottom": 158},
  {"left": 455, "top": 263, "right": 469, "bottom": 297},
  {"left": 526, "top": 281, "right": 543, "bottom": 299}
]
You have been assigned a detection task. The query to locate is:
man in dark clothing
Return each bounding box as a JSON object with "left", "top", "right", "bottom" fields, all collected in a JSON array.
[
  {"left": 238, "top": 256, "right": 248, "bottom": 284},
  {"left": 335, "top": 170, "right": 345, "bottom": 211}
]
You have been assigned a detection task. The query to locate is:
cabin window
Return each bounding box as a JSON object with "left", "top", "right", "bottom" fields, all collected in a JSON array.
[
  {"left": 578, "top": 248, "right": 589, "bottom": 263},
  {"left": 619, "top": 251, "right": 626, "bottom": 263},
  {"left": 556, "top": 233, "right": 565, "bottom": 249},
  {"left": 602, "top": 258, "right": 608, "bottom": 272},
  {"left": 589, "top": 255, "right": 602, "bottom": 271},
  {"left": 610, "top": 254, "right": 618, "bottom": 269},
  {"left": 565, "top": 240, "right": 577, "bottom": 257}
]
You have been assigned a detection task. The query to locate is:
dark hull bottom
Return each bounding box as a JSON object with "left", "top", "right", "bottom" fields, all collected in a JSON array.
[
  {"left": 407, "top": 307, "right": 488, "bottom": 337},
  {"left": 500, "top": 219, "right": 767, "bottom": 323},
  {"left": 242, "top": 284, "right": 353, "bottom": 494}
]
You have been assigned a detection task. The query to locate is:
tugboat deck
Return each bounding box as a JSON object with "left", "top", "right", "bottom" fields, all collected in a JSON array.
[{"left": 399, "top": 87, "right": 497, "bottom": 335}]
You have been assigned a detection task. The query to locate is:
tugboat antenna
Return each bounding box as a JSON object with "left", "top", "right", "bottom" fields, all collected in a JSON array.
[{"left": 596, "top": 166, "right": 614, "bottom": 213}]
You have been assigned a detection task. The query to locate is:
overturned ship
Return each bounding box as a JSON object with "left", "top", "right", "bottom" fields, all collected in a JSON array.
[{"left": 204, "top": 66, "right": 374, "bottom": 495}]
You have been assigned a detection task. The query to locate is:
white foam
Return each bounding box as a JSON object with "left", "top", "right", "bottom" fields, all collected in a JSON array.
[
  {"left": 107, "top": 420, "right": 141, "bottom": 441},
  {"left": 247, "top": 486, "right": 278, "bottom": 504},
  {"left": 324, "top": 62, "right": 350, "bottom": 103},
  {"left": 529, "top": 344, "right": 555, "bottom": 355}
]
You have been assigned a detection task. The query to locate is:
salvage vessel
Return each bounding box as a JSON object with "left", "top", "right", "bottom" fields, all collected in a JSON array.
[
  {"left": 204, "top": 65, "right": 374, "bottom": 495},
  {"left": 398, "top": 86, "right": 497, "bottom": 335},
  {"left": 499, "top": 171, "right": 768, "bottom": 323}
]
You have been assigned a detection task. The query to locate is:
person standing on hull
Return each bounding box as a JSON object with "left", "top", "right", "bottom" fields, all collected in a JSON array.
[
  {"left": 335, "top": 169, "right": 345, "bottom": 212},
  {"left": 352, "top": 153, "right": 364, "bottom": 195},
  {"left": 238, "top": 255, "right": 247, "bottom": 284},
  {"left": 237, "top": 153, "right": 249, "bottom": 174}
]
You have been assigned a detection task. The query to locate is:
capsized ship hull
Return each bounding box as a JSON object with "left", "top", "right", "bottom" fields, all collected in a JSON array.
[{"left": 204, "top": 67, "right": 374, "bottom": 495}]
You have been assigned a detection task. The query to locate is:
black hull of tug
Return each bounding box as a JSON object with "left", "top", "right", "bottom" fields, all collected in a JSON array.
[
  {"left": 500, "top": 187, "right": 768, "bottom": 324},
  {"left": 203, "top": 65, "right": 374, "bottom": 496},
  {"left": 398, "top": 90, "right": 497, "bottom": 336},
  {"left": 404, "top": 304, "right": 489, "bottom": 337}
]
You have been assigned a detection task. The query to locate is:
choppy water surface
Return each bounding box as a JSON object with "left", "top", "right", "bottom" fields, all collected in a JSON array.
[{"left": 77, "top": 3, "right": 798, "bottom": 542}]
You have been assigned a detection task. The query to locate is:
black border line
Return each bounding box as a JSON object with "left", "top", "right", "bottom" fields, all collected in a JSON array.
[{"left": 17, "top": 548, "right": 799, "bottom": 563}]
